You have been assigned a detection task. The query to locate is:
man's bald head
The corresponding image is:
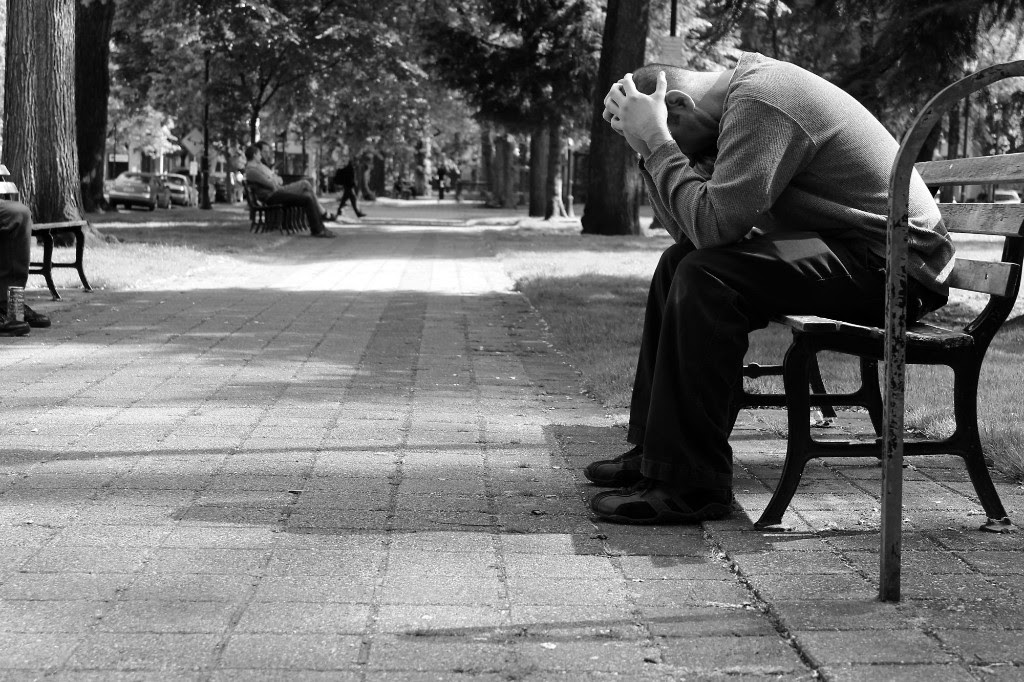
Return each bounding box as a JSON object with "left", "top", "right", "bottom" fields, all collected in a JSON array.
[{"left": 633, "top": 63, "right": 722, "bottom": 108}]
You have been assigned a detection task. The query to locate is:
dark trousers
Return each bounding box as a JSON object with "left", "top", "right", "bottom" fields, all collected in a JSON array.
[
  {"left": 340, "top": 185, "right": 361, "bottom": 214},
  {"left": 627, "top": 231, "right": 941, "bottom": 492},
  {"left": 0, "top": 200, "right": 32, "bottom": 297},
  {"left": 268, "top": 182, "right": 326, "bottom": 234}
]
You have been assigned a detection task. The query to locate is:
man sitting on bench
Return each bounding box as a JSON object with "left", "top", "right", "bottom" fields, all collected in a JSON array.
[
  {"left": 243, "top": 141, "right": 336, "bottom": 238},
  {"left": 0, "top": 199, "right": 51, "bottom": 335},
  {"left": 584, "top": 54, "right": 953, "bottom": 525}
]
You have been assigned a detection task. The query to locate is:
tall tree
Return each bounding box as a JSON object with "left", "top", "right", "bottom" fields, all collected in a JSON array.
[
  {"left": 0, "top": 0, "right": 6, "bottom": 153},
  {"left": 580, "top": 0, "right": 651, "bottom": 235},
  {"left": 422, "top": 0, "right": 602, "bottom": 211},
  {"left": 76, "top": 0, "right": 117, "bottom": 212},
  {"left": 3, "top": 0, "right": 82, "bottom": 222}
]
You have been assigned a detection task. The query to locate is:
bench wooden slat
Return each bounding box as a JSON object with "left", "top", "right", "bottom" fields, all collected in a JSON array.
[
  {"left": 938, "top": 203, "right": 1024, "bottom": 236},
  {"left": 947, "top": 258, "right": 1019, "bottom": 295},
  {"left": 771, "top": 314, "right": 839, "bottom": 332},
  {"left": 774, "top": 314, "right": 973, "bottom": 348},
  {"left": 915, "top": 152, "right": 1024, "bottom": 185},
  {"left": 33, "top": 220, "right": 88, "bottom": 231}
]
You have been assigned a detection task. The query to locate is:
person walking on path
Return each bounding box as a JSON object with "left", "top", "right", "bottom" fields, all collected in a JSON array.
[
  {"left": 0, "top": 199, "right": 51, "bottom": 334},
  {"left": 335, "top": 160, "right": 366, "bottom": 218},
  {"left": 585, "top": 54, "right": 953, "bottom": 525},
  {"left": 244, "top": 142, "right": 336, "bottom": 238}
]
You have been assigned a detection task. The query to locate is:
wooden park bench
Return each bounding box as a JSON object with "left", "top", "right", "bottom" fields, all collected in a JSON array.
[
  {"left": 243, "top": 181, "right": 309, "bottom": 235},
  {"left": 0, "top": 164, "right": 92, "bottom": 301},
  {"left": 740, "top": 62, "right": 1024, "bottom": 599}
]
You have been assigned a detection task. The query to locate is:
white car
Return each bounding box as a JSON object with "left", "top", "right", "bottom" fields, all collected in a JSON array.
[{"left": 993, "top": 189, "right": 1021, "bottom": 203}]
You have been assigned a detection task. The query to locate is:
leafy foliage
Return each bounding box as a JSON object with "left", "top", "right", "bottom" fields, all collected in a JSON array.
[{"left": 421, "top": 0, "right": 603, "bottom": 130}]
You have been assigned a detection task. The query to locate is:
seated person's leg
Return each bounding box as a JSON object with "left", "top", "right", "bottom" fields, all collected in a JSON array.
[
  {"left": 589, "top": 231, "right": 887, "bottom": 524},
  {"left": 0, "top": 200, "right": 32, "bottom": 297},
  {"left": 267, "top": 187, "right": 328, "bottom": 236},
  {"left": 0, "top": 200, "right": 49, "bottom": 330}
]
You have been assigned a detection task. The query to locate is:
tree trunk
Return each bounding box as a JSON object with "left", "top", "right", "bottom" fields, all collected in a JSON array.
[
  {"left": 3, "top": 0, "right": 82, "bottom": 223},
  {"left": 940, "top": 109, "right": 960, "bottom": 202},
  {"left": 545, "top": 119, "right": 567, "bottom": 220},
  {"left": 479, "top": 124, "right": 493, "bottom": 199},
  {"left": 75, "top": 0, "right": 116, "bottom": 213},
  {"left": 357, "top": 153, "right": 373, "bottom": 200},
  {"left": 0, "top": 0, "right": 6, "bottom": 152},
  {"left": 414, "top": 137, "right": 430, "bottom": 196},
  {"left": 491, "top": 133, "right": 517, "bottom": 209},
  {"left": 369, "top": 152, "right": 386, "bottom": 199},
  {"left": 580, "top": 0, "right": 650, "bottom": 236},
  {"left": 528, "top": 123, "right": 548, "bottom": 217}
]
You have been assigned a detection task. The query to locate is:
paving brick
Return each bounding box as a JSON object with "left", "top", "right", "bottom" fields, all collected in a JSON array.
[
  {"left": 795, "top": 630, "right": 954, "bottom": 665},
  {"left": 66, "top": 633, "right": 221, "bottom": 671},
  {"left": 365, "top": 637, "right": 514, "bottom": 672},
  {"left": 96, "top": 600, "right": 237, "bottom": 633},
  {"left": 234, "top": 602, "right": 370, "bottom": 634},
  {"left": 819, "top": 663, "right": 977, "bottom": 681},
  {"left": 935, "top": 630, "right": 1024, "bottom": 664},
  {"left": 659, "top": 635, "right": 808, "bottom": 674},
  {"left": 218, "top": 633, "right": 362, "bottom": 670}
]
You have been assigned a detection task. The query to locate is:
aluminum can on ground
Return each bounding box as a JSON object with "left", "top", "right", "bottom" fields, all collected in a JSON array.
[{"left": 6, "top": 286, "right": 25, "bottom": 323}]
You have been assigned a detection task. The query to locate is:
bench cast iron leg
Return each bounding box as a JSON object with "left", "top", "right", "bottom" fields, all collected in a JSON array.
[{"left": 756, "top": 336, "right": 816, "bottom": 528}]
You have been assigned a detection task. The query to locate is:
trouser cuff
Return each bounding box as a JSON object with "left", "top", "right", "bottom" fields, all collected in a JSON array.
[{"left": 640, "top": 458, "right": 732, "bottom": 491}]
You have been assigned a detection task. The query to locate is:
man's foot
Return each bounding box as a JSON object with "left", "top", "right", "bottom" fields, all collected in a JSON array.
[
  {"left": 590, "top": 479, "right": 732, "bottom": 525},
  {"left": 312, "top": 229, "right": 337, "bottom": 238},
  {"left": 0, "top": 319, "right": 30, "bottom": 336},
  {"left": 24, "top": 305, "right": 51, "bottom": 328},
  {"left": 0, "top": 304, "right": 50, "bottom": 329},
  {"left": 321, "top": 212, "right": 336, "bottom": 221},
  {"left": 583, "top": 445, "right": 644, "bottom": 487},
  {"left": 356, "top": 211, "right": 366, "bottom": 218}
]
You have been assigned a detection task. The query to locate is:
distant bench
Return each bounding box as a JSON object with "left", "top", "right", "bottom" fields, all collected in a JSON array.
[{"left": 0, "top": 165, "right": 92, "bottom": 300}]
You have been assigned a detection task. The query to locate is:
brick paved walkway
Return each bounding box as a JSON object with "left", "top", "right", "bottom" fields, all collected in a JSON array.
[{"left": 1, "top": 219, "right": 1021, "bottom": 680}]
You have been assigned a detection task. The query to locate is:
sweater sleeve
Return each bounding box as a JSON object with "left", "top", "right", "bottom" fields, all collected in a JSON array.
[{"left": 643, "top": 98, "right": 816, "bottom": 248}]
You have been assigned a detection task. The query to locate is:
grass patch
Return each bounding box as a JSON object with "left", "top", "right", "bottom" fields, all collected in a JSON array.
[
  {"left": 493, "top": 226, "right": 1024, "bottom": 481},
  {"left": 29, "top": 208, "right": 285, "bottom": 294}
]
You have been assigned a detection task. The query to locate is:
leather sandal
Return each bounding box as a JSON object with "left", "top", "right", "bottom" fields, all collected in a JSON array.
[{"left": 590, "top": 479, "right": 732, "bottom": 525}]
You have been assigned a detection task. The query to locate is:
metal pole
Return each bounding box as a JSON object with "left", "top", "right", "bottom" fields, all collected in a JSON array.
[
  {"left": 670, "top": 0, "right": 678, "bottom": 37},
  {"left": 200, "top": 52, "right": 212, "bottom": 210}
]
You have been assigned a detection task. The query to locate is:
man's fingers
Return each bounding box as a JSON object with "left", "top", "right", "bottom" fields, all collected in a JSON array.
[
  {"left": 620, "top": 73, "right": 639, "bottom": 96},
  {"left": 655, "top": 71, "right": 667, "bottom": 97}
]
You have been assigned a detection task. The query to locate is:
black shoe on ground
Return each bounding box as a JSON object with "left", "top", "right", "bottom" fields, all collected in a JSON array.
[
  {"left": 0, "top": 319, "right": 30, "bottom": 336},
  {"left": 583, "top": 445, "right": 644, "bottom": 487},
  {"left": 356, "top": 211, "right": 366, "bottom": 218},
  {"left": 24, "top": 304, "right": 51, "bottom": 328},
  {"left": 590, "top": 478, "right": 732, "bottom": 525}
]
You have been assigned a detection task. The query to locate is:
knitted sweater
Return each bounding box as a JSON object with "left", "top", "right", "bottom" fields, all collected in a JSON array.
[{"left": 640, "top": 52, "right": 954, "bottom": 295}]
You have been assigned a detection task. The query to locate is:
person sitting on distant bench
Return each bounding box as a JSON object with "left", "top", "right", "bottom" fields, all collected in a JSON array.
[
  {"left": 0, "top": 199, "right": 51, "bottom": 335},
  {"left": 243, "top": 142, "right": 336, "bottom": 238}
]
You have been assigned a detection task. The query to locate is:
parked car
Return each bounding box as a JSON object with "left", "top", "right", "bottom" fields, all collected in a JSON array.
[
  {"left": 108, "top": 172, "right": 172, "bottom": 210},
  {"left": 161, "top": 173, "right": 199, "bottom": 207},
  {"left": 993, "top": 189, "right": 1021, "bottom": 204}
]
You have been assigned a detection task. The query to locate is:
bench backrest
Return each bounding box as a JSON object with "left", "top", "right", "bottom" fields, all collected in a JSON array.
[
  {"left": 242, "top": 181, "right": 265, "bottom": 210},
  {"left": 913, "top": 153, "right": 1024, "bottom": 344},
  {"left": 0, "top": 164, "right": 20, "bottom": 200}
]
